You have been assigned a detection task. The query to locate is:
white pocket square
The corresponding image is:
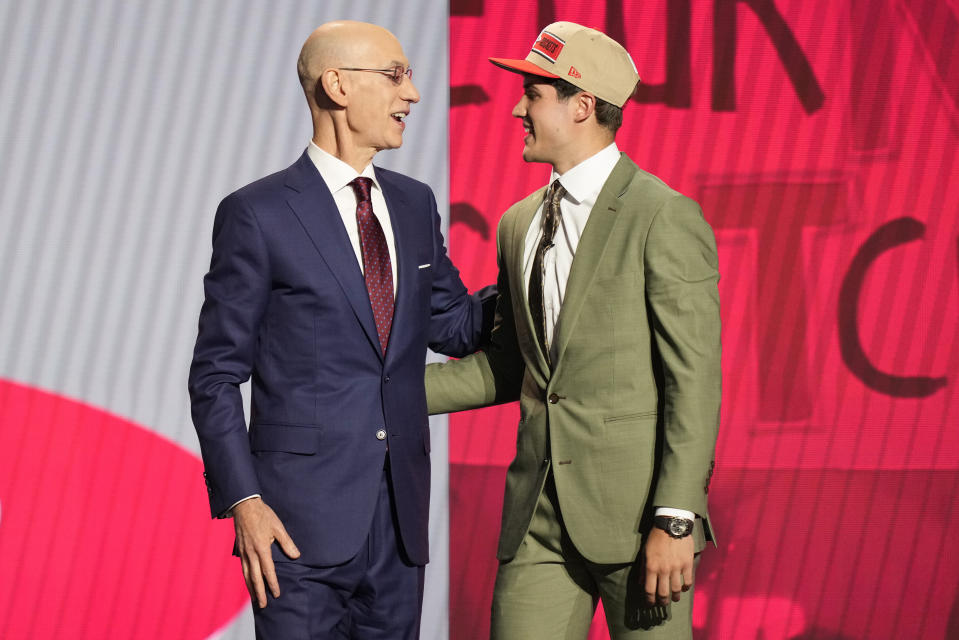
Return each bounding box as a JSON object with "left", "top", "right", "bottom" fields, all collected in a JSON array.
[{"left": 418, "top": 263, "right": 431, "bottom": 269}]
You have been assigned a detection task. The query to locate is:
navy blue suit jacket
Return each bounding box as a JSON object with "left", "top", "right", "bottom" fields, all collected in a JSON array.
[{"left": 189, "top": 152, "right": 486, "bottom": 566}]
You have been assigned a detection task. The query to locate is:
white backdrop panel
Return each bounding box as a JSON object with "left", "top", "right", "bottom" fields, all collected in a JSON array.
[{"left": 0, "top": 1, "right": 451, "bottom": 638}]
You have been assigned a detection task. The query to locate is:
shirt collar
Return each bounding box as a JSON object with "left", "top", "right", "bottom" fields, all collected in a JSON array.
[
  {"left": 307, "top": 141, "right": 379, "bottom": 194},
  {"left": 549, "top": 142, "right": 620, "bottom": 204}
]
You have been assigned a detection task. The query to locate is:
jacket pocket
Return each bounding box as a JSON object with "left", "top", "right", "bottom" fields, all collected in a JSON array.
[
  {"left": 603, "top": 410, "right": 657, "bottom": 424},
  {"left": 250, "top": 423, "right": 323, "bottom": 454}
]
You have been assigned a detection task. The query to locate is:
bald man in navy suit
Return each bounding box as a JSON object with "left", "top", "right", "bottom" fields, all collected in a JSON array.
[{"left": 189, "top": 21, "right": 491, "bottom": 639}]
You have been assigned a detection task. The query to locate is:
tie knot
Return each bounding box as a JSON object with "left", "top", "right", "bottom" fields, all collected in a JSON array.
[
  {"left": 547, "top": 181, "right": 566, "bottom": 207},
  {"left": 350, "top": 177, "right": 374, "bottom": 204}
]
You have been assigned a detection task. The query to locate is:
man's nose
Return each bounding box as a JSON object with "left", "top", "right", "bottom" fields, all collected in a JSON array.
[
  {"left": 403, "top": 77, "right": 421, "bottom": 103},
  {"left": 512, "top": 96, "right": 527, "bottom": 117}
]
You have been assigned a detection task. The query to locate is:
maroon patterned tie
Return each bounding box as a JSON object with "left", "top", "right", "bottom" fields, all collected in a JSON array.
[{"left": 350, "top": 177, "right": 394, "bottom": 354}]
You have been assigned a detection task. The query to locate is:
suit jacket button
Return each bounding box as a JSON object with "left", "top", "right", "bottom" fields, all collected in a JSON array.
[
  {"left": 375, "top": 429, "right": 387, "bottom": 440},
  {"left": 548, "top": 393, "right": 560, "bottom": 404}
]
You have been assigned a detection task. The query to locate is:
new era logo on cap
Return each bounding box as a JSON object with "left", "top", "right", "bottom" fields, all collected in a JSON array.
[
  {"left": 568, "top": 66, "right": 581, "bottom": 78},
  {"left": 531, "top": 29, "right": 564, "bottom": 63}
]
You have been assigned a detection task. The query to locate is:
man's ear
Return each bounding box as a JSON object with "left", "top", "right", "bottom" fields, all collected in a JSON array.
[
  {"left": 319, "top": 69, "right": 348, "bottom": 108},
  {"left": 573, "top": 92, "right": 596, "bottom": 123}
]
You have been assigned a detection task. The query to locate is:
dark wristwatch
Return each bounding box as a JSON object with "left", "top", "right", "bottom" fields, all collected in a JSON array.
[{"left": 653, "top": 515, "right": 694, "bottom": 539}]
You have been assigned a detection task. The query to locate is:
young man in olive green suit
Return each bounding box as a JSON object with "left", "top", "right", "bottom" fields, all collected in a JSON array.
[{"left": 426, "top": 22, "right": 721, "bottom": 640}]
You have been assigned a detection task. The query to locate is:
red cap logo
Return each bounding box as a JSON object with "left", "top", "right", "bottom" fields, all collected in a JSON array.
[
  {"left": 531, "top": 30, "right": 565, "bottom": 63},
  {"left": 568, "top": 66, "right": 582, "bottom": 79}
]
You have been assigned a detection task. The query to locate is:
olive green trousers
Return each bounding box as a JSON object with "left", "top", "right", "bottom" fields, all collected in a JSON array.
[{"left": 490, "top": 474, "right": 696, "bottom": 640}]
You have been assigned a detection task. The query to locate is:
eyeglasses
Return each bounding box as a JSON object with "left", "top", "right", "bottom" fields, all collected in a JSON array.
[{"left": 338, "top": 66, "right": 413, "bottom": 86}]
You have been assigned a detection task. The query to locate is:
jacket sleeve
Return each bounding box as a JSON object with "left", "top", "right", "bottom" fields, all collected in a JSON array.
[
  {"left": 187, "top": 192, "right": 268, "bottom": 518},
  {"left": 425, "top": 186, "right": 496, "bottom": 357},
  {"left": 426, "top": 214, "right": 525, "bottom": 414},
  {"left": 644, "top": 194, "right": 722, "bottom": 518}
]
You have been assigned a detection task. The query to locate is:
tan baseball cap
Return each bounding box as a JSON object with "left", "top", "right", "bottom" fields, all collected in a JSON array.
[{"left": 489, "top": 21, "right": 640, "bottom": 107}]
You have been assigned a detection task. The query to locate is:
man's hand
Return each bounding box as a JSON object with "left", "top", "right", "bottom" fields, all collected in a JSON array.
[
  {"left": 232, "top": 497, "right": 301, "bottom": 608},
  {"left": 643, "top": 527, "right": 694, "bottom": 605}
]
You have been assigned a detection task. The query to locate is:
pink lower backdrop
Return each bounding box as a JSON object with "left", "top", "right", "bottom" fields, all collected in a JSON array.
[{"left": 0, "top": 381, "right": 247, "bottom": 638}]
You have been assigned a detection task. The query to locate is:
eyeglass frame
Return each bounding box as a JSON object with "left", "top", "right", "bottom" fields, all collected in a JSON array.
[{"left": 338, "top": 66, "right": 413, "bottom": 85}]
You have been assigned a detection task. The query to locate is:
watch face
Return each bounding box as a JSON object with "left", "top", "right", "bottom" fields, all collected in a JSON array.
[{"left": 669, "top": 518, "right": 692, "bottom": 537}]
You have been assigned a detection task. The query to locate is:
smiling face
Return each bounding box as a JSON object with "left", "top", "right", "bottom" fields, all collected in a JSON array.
[
  {"left": 511, "top": 76, "right": 578, "bottom": 169},
  {"left": 340, "top": 32, "right": 420, "bottom": 153}
]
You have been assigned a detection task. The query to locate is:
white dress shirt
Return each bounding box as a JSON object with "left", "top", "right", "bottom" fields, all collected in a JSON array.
[
  {"left": 307, "top": 141, "right": 398, "bottom": 295},
  {"left": 523, "top": 143, "right": 620, "bottom": 363},
  {"left": 523, "top": 142, "right": 695, "bottom": 523}
]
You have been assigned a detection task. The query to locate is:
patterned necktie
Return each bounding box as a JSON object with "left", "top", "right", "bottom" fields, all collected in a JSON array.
[
  {"left": 350, "top": 177, "right": 394, "bottom": 354},
  {"left": 528, "top": 180, "right": 566, "bottom": 363}
]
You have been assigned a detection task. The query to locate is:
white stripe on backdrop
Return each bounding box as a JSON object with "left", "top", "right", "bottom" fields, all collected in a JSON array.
[{"left": 0, "top": 1, "right": 451, "bottom": 638}]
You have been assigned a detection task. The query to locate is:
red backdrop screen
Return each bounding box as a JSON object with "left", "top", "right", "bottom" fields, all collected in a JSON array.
[{"left": 448, "top": 1, "right": 959, "bottom": 638}]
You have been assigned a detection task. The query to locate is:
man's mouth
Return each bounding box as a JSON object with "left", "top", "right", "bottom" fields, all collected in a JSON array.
[
  {"left": 523, "top": 121, "right": 534, "bottom": 138},
  {"left": 391, "top": 112, "right": 407, "bottom": 123}
]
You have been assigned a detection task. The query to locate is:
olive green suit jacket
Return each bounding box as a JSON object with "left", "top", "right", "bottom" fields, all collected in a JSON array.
[{"left": 426, "top": 154, "right": 721, "bottom": 564}]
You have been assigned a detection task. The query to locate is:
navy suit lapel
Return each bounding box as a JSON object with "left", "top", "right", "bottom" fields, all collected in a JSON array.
[
  {"left": 376, "top": 167, "right": 413, "bottom": 365},
  {"left": 284, "top": 152, "right": 383, "bottom": 359}
]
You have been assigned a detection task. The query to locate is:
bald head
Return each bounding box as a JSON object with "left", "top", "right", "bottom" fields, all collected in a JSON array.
[
  {"left": 297, "top": 21, "right": 401, "bottom": 106},
  {"left": 298, "top": 20, "right": 419, "bottom": 170}
]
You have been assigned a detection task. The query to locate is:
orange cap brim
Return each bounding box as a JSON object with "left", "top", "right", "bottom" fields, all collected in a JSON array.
[{"left": 488, "top": 57, "right": 560, "bottom": 78}]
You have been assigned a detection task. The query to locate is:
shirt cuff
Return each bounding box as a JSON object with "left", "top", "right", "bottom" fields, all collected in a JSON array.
[
  {"left": 222, "top": 494, "right": 261, "bottom": 518},
  {"left": 655, "top": 507, "right": 696, "bottom": 520}
]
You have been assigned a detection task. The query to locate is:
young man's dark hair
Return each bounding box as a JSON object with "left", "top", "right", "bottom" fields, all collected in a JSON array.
[{"left": 550, "top": 77, "right": 624, "bottom": 133}]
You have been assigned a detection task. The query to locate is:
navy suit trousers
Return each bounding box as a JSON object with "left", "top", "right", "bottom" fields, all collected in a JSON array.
[{"left": 253, "top": 459, "right": 425, "bottom": 639}]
